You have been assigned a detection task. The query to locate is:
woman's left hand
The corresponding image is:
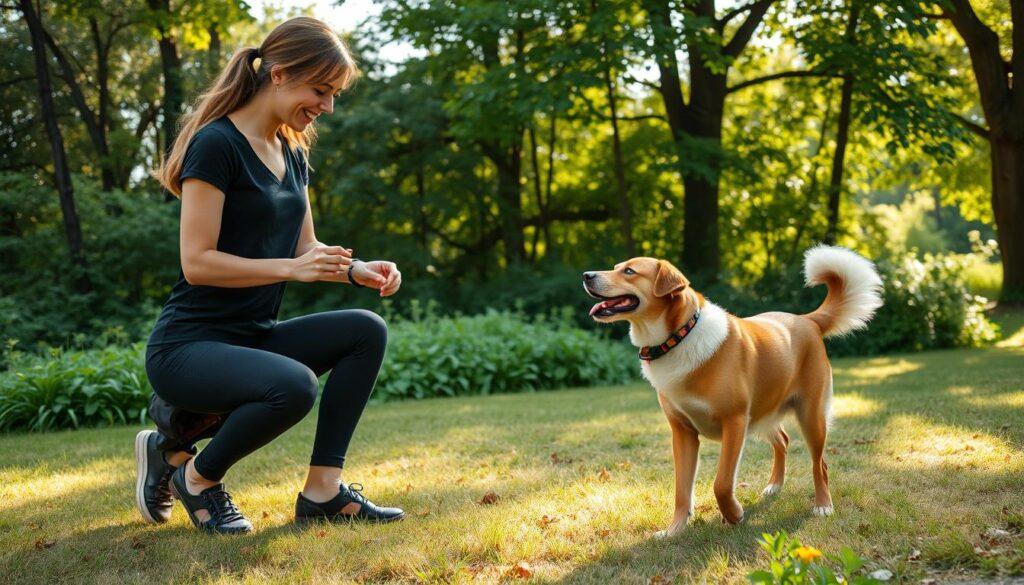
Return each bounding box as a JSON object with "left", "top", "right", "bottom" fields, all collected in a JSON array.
[{"left": 352, "top": 260, "right": 402, "bottom": 297}]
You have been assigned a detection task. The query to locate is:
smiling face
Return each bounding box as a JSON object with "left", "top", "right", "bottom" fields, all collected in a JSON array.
[
  {"left": 268, "top": 68, "right": 347, "bottom": 132},
  {"left": 582, "top": 257, "right": 691, "bottom": 323}
]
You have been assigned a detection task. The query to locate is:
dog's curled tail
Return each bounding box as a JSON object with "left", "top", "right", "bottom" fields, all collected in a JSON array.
[{"left": 803, "top": 245, "right": 883, "bottom": 338}]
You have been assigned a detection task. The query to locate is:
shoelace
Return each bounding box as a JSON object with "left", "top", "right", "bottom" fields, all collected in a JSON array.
[
  {"left": 203, "top": 488, "right": 246, "bottom": 524},
  {"left": 344, "top": 483, "right": 368, "bottom": 505},
  {"left": 154, "top": 468, "right": 175, "bottom": 502}
]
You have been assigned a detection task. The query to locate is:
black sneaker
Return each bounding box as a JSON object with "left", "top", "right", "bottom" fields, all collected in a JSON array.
[
  {"left": 134, "top": 430, "right": 176, "bottom": 524},
  {"left": 168, "top": 464, "right": 253, "bottom": 534},
  {"left": 295, "top": 483, "right": 405, "bottom": 524}
]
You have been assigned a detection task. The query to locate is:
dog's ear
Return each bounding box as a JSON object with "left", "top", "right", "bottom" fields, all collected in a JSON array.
[{"left": 653, "top": 261, "right": 690, "bottom": 297}]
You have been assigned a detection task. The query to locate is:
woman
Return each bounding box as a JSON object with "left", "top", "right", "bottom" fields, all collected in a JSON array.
[{"left": 135, "top": 17, "right": 404, "bottom": 534}]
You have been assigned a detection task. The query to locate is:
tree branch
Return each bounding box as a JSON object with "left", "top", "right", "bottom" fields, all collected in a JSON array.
[
  {"left": 723, "top": 0, "right": 774, "bottom": 58},
  {"left": 0, "top": 75, "right": 34, "bottom": 87},
  {"left": 717, "top": 1, "right": 759, "bottom": 27},
  {"left": 951, "top": 111, "right": 991, "bottom": 140},
  {"left": 727, "top": 70, "right": 838, "bottom": 93}
]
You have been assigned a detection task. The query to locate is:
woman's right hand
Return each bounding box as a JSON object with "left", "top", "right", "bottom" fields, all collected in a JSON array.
[{"left": 289, "top": 245, "right": 353, "bottom": 282}]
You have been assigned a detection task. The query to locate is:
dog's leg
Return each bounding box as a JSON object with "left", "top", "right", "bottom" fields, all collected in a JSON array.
[
  {"left": 762, "top": 425, "right": 789, "bottom": 497},
  {"left": 796, "top": 380, "right": 833, "bottom": 516},
  {"left": 714, "top": 415, "right": 747, "bottom": 524},
  {"left": 656, "top": 394, "right": 700, "bottom": 538}
]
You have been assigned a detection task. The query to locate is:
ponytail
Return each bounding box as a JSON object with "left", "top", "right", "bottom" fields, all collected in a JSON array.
[{"left": 153, "top": 17, "right": 359, "bottom": 197}]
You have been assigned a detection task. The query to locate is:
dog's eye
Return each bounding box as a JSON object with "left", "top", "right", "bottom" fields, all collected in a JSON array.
[{"left": 623, "top": 267, "right": 636, "bottom": 275}]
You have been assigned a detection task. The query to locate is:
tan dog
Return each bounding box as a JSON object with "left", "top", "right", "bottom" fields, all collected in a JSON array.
[{"left": 583, "top": 246, "right": 882, "bottom": 536}]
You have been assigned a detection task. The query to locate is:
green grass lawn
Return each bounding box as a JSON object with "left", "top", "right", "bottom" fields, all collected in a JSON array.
[{"left": 2, "top": 336, "right": 1022, "bottom": 583}]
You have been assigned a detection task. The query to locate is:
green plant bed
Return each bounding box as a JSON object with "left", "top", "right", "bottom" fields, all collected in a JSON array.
[{"left": 0, "top": 310, "right": 636, "bottom": 432}]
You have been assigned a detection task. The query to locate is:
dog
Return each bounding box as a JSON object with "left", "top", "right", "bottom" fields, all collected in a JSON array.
[{"left": 583, "top": 245, "right": 882, "bottom": 536}]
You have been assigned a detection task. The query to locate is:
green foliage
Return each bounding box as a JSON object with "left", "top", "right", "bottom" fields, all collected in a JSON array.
[
  {"left": 748, "top": 531, "right": 886, "bottom": 585},
  {"left": 0, "top": 343, "right": 149, "bottom": 432},
  {"left": 0, "top": 174, "right": 177, "bottom": 356},
  {"left": 0, "top": 310, "right": 636, "bottom": 432},
  {"left": 703, "top": 251, "right": 998, "bottom": 357},
  {"left": 375, "top": 303, "right": 636, "bottom": 401}
]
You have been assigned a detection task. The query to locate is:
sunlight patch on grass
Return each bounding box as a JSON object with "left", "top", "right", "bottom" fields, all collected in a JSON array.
[
  {"left": 839, "top": 357, "right": 923, "bottom": 382},
  {"left": 873, "top": 414, "right": 1024, "bottom": 472},
  {"left": 0, "top": 458, "right": 123, "bottom": 510},
  {"left": 830, "top": 393, "right": 882, "bottom": 419},
  {"left": 962, "top": 391, "right": 1024, "bottom": 408}
]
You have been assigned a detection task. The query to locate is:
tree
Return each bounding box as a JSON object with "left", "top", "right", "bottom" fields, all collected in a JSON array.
[
  {"left": 18, "top": 0, "right": 92, "bottom": 293},
  {"left": 939, "top": 0, "right": 1024, "bottom": 303}
]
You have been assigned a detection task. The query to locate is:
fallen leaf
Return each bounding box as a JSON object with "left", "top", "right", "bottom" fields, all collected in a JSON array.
[
  {"left": 505, "top": 561, "right": 533, "bottom": 579},
  {"left": 130, "top": 536, "right": 145, "bottom": 550},
  {"left": 737, "top": 482, "right": 750, "bottom": 489},
  {"left": 415, "top": 508, "right": 430, "bottom": 518},
  {"left": 404, "top": 484, "right": 413, "bottom": 493},
  {"left": 316, "top": 529, "right": 326, "bottom": 538},
  {"left": 853, "top": 438, "right": 876, "bottom": 445},
  {"left": 597, "top": 469, "right": 611, "bottom": 482},
  {"left": 537, "top": 515, "right": 560, "bottom": 528},
  {"left": 455, "top": 476, "right": 466, "bottom": 485},
  {"left": 598, "top": 529, "right": 611, "bottom": 538},
  {"left": 648, "top": 575, "right": 671, "bottom": 585},
  {"left": 908, "top": 549, "right": 921, "bottom": 561},
  {"left": 479, "top": 491, "right": 500, "bottom": 505},
  {"left": 262, "top": 511, "right": 270, "bottom": 519},
  {"left": 616, "top": 460, "right": 633, "bottom": 470},
  {"left": 34, "top": 539, "right": 55, "bottom": 550},
  {"left": 920, "top": 579, "right": 937, "bottom": 585},
  {"left": 27, "top": 522, "right": 40, "bottom": 530}
]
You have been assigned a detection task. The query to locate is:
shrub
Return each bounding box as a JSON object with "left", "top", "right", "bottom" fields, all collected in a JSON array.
[
  {"left": 374, "top": 303, "right": 637, "bottom": 401},
  {"left": 0, "top": 310, "right": 637, "bottom": 432},
  {"left": 0, "top": 343, "right": 149, "bottom": 432}
]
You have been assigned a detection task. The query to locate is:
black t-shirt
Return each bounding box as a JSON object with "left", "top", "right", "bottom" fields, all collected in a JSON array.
[{"left": 147, "top": 116, "right": 309, "bottom": 348}]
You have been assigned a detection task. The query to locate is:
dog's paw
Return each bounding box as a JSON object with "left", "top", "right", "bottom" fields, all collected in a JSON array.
[
  {"left": 811, "top": 505, "right": 834, "bottom": 517},
  {"left": 654, "top": 520, "right": 688, "bottom": 539},
  {"left": 761, "top": 483, "right": 782, "bottom": 498}
]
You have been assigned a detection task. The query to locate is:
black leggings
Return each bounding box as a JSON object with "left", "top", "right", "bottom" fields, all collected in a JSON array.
[{"left": 145, "top": 309, "right": 387, "bottom": 482}]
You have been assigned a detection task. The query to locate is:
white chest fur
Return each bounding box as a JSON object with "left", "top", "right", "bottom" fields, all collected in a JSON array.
[{"left": 634, "top": 302, "right": 730, "bottom": 394}]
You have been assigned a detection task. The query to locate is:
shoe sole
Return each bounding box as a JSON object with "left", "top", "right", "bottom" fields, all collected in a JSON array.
[{"left": 134, "top": 430, "right": 159, "bottom": 524}]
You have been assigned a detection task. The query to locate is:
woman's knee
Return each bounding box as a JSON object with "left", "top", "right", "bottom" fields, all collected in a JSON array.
[
  {"left": 350, "top": 309, "right": 388, "bottom": 350},
  {"left": 265, "top": 365, "right": 319, "bottom": 417}
]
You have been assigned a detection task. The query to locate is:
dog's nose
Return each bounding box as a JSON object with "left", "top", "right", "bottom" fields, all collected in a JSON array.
[{"left": 583, "top": 271, "right": 597, "bottom": 281}]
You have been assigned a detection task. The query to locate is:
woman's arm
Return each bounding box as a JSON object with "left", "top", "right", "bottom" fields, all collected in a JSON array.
[{"left": 180, "top": 178, "right": 349, "bottom": 287}]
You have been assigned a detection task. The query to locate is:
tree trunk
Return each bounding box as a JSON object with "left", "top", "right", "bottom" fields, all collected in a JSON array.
[
  {"left": 603, "top": 59, "right": 634, "bottom": 257},
  {"left": 991, "top": 137, "right": 1024, "bottom": 303},
  {"left": 207, "top": 22, "right": 222, "bottom": 78},
  {"left": 20, "top": 0, "right": 92, "bottom": 294},
  {"left": 148, "top": 0, "right": 183, "bottom": 155},
  {"left": 89, "top": 17, "right": 116, "bottom": 191},
  {"left": 824, "top": 5, "right": 859, "bottom": 245},
  {"left": 494, "top": 147, "right": 526, "bottom": 265},
  {"left": 943, "top": 0, "right": 1024, "bottom": 303}
]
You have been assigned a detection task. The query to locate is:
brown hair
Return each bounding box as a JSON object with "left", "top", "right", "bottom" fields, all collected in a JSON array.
[{"left": 154, "top": 16, "right": 359, "bottom": 197}]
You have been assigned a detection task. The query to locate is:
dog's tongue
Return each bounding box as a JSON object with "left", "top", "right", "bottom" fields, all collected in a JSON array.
[{"left": 589, "top": 297, "right": 627, "bottom": 316}]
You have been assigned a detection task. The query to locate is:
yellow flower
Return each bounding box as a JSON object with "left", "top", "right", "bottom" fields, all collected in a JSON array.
[{"left": 793, "top": 545, "right": 823, "bottom": 564}]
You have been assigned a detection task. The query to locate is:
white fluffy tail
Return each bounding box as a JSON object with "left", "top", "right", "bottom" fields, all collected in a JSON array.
[{"left": 803, "top": 245, "right": 883, "bottom": 337}]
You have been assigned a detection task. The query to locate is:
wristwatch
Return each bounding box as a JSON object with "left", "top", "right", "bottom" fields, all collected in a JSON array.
[{"left": 348, "top": 258, "right": 365, "bottom": 288}]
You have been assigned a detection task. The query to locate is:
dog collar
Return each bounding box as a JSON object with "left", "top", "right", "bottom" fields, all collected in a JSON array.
[{"left": 638, "top": 309, "right": 700, "bottom": 361}]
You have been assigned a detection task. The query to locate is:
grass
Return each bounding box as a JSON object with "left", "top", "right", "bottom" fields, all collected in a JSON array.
[{"left": 1, "top": 320, "right": 1023, "bottom": 584}]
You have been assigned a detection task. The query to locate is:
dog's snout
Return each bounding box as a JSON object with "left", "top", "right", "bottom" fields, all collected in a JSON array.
[{"left": 583, "top": 271, "right": 597, "bottom": 282}]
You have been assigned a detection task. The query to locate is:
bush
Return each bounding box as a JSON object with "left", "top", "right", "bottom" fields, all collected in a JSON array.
[
  {"left": 374, "top": 303, "right": 637, "bottom": 401},
  {"left": 0, "top": 310, "right": 637, "bottom": 432},
  {"left": 0, "top": 343, "right": 149, "bottom": 432},
  {"left": 704, "top": 251, "right": 997, "bottom": 357}
]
